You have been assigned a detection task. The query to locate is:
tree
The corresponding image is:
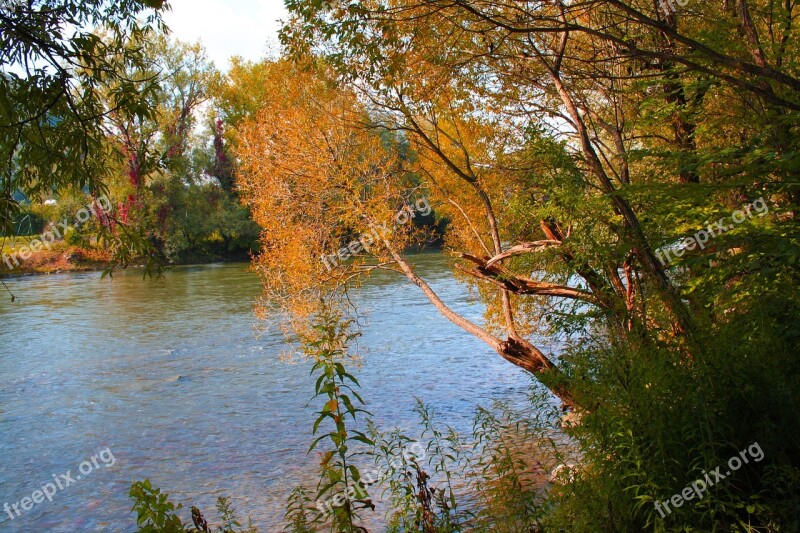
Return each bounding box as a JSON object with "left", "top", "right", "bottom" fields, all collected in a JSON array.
[
  {"left": 104, "top": 36, "right": 213, "bottom": 221},
  {"left": 267, "top": 2, "right": 800, "bottom": 529},
  {"left": 273, "top": 0, "right": 800, "bottom": 406},
  {"left": 100, "top": 36, "right": 259, "bottom": 263},
  {"left": 0, "top": 0, "right": 168, "bottom": 237},
  {"left": 235, "top": 59, "right": 576, "bottom": 405}
]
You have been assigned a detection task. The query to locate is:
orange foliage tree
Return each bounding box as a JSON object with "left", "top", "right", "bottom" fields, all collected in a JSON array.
[{"left": 236, "top": 61, "right": 577, "bottom": 406}]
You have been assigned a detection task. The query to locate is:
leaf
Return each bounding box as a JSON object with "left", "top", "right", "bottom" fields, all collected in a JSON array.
[
  {"left": 351, "top": 433, "right": 375, "bottom": 446},
  {"left": 324, "top": 399, "right": 339, "bottom": 413},
  {"left": 308, "top": 434, "right": 328, "bottom": 453}
]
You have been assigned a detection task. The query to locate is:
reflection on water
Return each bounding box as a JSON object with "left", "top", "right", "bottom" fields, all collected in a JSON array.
[{"left": 0, "top": 253, "right": 534, "bottom": 531}]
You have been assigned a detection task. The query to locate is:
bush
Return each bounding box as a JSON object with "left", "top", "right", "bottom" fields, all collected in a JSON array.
[
  {"left": 129, "top": 480, "right": 257, "bottom": 533},
  {"left": 131, "top": 305, "right": 800, "bottom": 532}
]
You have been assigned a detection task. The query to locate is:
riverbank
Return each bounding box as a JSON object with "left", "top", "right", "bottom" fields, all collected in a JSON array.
[
  {"left": 0, "top": 242, "right": 112, "bottom": 278},
  {"left": 0, "top": 242, "right": 253, "bottom": 279}
]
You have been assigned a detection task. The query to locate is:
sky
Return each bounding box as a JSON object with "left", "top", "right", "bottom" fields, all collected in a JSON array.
[{"left": 163, "top": 0, "right": 288, "bottom": 69}]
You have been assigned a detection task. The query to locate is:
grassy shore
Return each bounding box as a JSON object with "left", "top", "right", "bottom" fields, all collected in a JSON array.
[
  {"left": 1, "top": 237, "right": 255, "bottom": 279},
  {"left": 1, "top": 239, "right": 112, "bottom": 278}
]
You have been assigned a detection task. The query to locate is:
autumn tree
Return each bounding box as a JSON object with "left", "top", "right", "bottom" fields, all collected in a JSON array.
[
  {"left": 274, "top": 0, "right": 800, "bottom": 398},
  {"left": 234, "top": 0, "right": 800, "bottom": 410},
  {"left": 236, "top": 61, "right": 425, "bottom": 325},
  {"left": 237, "top": 0, "right": 800, "bottom": 528}
]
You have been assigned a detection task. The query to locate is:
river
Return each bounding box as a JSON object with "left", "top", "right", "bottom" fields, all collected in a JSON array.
[{"left": 0, "top": 254, "right": 536, "bottom": 531}]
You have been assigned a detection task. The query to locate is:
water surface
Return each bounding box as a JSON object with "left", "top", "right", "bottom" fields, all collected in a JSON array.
[{"left": 0, "top": 254, "right": 535, "bottom": 531}]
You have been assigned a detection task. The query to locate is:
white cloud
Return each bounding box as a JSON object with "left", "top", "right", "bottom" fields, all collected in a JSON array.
[{"left": 163, "top": 0, "right": 287, "bottom": 69}]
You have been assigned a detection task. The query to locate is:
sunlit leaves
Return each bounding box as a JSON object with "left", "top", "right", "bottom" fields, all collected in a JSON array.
[{"left": 235, "top": 60, "right": 424, "bottom": 331}]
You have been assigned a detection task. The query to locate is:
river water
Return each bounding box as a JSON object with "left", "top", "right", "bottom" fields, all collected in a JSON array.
[{"left": 0, "top": 254, "right": 536, "bottom": 531}]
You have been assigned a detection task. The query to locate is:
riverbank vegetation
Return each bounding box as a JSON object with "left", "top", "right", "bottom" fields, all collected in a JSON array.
[
  {"left": 2, "top": 13, "right": 261, "bottom": 276},
  {"left": 244, "top": 0, "right": 800, "bottom": 528},
  {"left": 3, "top": 0, "right": 800, "bottom": 531}
]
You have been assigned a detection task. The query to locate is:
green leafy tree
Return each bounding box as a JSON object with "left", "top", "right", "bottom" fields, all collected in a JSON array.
[{"left": 0, "top": 0, "right": 167, "bottom": 236}]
